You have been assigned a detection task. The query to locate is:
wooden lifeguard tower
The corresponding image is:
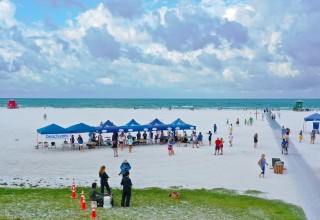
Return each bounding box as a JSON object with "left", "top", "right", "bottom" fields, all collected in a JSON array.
[{"left": 293, "top": 100, "right": 303, "bottom": 111}]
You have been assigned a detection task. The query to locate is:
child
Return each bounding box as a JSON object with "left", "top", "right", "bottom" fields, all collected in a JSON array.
[
  {"left": 168, "top": 138, "right": 174, "bottom": 156},
  {"left": 127, "top": 137, "right": 133, "bottom": 153},
  {"left": 299, "top": 130, "right": 303, "bottom": 143},
  {"left": 229, "top": 134, "right": 233, "bottom": 147},
  {"left": 258, "top": 154, "right": 268, "bottom": 178}
]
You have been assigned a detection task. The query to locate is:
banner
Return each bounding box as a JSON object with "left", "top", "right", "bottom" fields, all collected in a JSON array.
[{"left": 45, "top": 134, "right": 69, "bottom": 139}]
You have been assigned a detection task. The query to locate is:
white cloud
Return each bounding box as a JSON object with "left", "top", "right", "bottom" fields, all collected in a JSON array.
[
  {"left": 268, "top": 61, "right": 300, "bottom": 77},
  {"left": 222, "top": 68, "right": 234, "bottom": 82},
  {"left": 97, "top": 77, "right": 113, "bottom": 85},
  {"left": 0, "top": 0, "right": 17, "bottom": 27}
]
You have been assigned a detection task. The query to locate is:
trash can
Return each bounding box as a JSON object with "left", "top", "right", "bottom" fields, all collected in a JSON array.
[
  {"left": 274, "top": 161, "right": 284, "bottom": 174},
  {"left": 272, "top": 158, "right": 281, "bottom": 168},
  {"left": 313, "top": 122, "right": 319, "bottom": 134}
]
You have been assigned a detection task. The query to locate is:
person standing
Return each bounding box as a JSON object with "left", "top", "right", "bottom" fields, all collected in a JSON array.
[
  {"left": 168, "top": 138, "right": 175, "bottom": 156},
  {"left": 77, "top": 134, "right": 84, "bottom": 152},
  {"left": 258, "top": 154, "right": 269, "bottom": 178},
  {"left": 220, "top": 138, "right": 224, "bottom": 155},
  {"left": 197, "top": 132, "right": 203, "bottom": 146},
  {"left": 118, "top": 132, "right": 126, "bottom": 151},
  {"left": 299, "top": 130, "right": 303, "bottom": 143},
  {"left": 99, "top": 165, "right": 111, "bottom": 194},
  {"left": 207, "top": 131, "right": 212, "bottom": 145},
  {"left": 137, "top": 131, "right": 141, "bottom": 140},
  {"left": 253, "top": 133, "right": 258, "bottom": 148},
  {"left": 70, "top": 135, "right": 75, "bottom": 150},
  {"left": 310, "top": 130, "right": 316, "bottom": 144},
  {"left": 213, "top": 124, "right": 217, "bottom": 134},
  {"left": 229, "top": 134, "right": 233, "bottom": 147},
  {"left": 127, "top": 136, "right": 133, "bottom": 153},
  {"left": 121, "top": 172, "right": 132, "bottom": 207},
  {"left": 214, "top": 138, "right": 221, "bottom": 155},
  {"left": 112, "top": 140, "right": 118, "bottom": 157},
  {"left": 281, "top": 126, "right": 286, "bottom": 139}
]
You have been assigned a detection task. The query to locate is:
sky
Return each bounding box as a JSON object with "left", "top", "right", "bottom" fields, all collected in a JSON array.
[{"left": 0, "top": 0, "right": 319, "bottom": 98}]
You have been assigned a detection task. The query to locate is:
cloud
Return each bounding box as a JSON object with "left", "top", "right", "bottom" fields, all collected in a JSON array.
[
  {"left": 103, "top": 0, "right": 144, "bottom": 19},
  {"left": 97, "top": 77, "right": 113, "bottom": 85},
  {"left": 0, "top": 0, "right": 17, "bottom": 27},
  {"left": 83, "top": 26, "right": 121, "bottom": 60}
]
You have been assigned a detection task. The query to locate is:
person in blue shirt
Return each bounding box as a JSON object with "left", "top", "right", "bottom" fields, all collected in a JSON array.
[
  {"left": 281, "top": 139, "right": 287, "bottom": 155},
  {"left": 197, "top": 132, "right": 203, "bottom": 146},
  {"left": 281, "top": 126, "right": 286, "bottom": 139},
  {"left": 119, "top": 159, "right": 131, "bottom": 176},
  {"left": 213, "top": 124, "right": 217, "bottom": 134}
]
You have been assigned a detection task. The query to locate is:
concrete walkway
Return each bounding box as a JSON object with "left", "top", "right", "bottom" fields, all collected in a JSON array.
[{"left": 266, "top": 113, "right": 320, "bottom": 220}]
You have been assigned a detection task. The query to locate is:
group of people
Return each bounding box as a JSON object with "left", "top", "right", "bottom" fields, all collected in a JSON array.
[{"left": 90, "top": 159, "right": 132, "bottom": 208}]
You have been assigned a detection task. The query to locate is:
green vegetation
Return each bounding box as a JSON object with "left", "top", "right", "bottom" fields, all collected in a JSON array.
[{"left": 0, "top": 187, "right": 305, "bottom": 220}]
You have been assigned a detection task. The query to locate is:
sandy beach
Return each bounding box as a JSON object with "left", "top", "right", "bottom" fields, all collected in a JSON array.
[{"left": 0, "top": 107, "right": 319, "bottom": 211}]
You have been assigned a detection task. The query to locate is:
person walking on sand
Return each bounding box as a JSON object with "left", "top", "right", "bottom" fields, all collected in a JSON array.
[
  {"left": 229, "top": 124, "right": 233, "bottom": 135},
  {"left": 220, "top": 138, "right": 224, "bottom": 155},
  {"left": 207, "top": 131, "right": 212, "bottom": 145},
  {"left": 99, "top": 165, "right": 111, "bottom": 194},
  {"left": 168, "top": 138, "right": 175, "bottom": 156},
  {"left": 244, "top": 119, "right": 247, "bottom": 126},
  {"left": 121, "top": 171, "right": 132, "bottom": 207},
  {"left": 229, "top": 134, "right": 233, "bottom": 147},
  {"left": 112, "top": 140, "right": 118, "bottom": 157},
  {"left": 192, "top": 132, "right": 198, "bottom": 148},
  {"left": 226, "top": 119, "right": 229, "bottom": 125},
  {"left": 299, "top": 130, "right": 303, "bottom": 142},
  {"left": 258, "top": 154, "right": 269, "bottom": 178},
  {"left": 253, "top": 133, "right": 258, "bottom": 148},
  {"left": 214, "top": 138, "right": 221, "bottom": 155},
  {"left": 281, "top": 139, "right": 287, "bottom": 155}
]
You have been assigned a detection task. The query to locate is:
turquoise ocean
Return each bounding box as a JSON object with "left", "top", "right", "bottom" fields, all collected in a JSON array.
[{"left": 1, "top": 98, "right": 320, "bottom": 109}]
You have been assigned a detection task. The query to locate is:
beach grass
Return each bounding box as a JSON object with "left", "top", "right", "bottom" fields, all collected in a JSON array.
[{"left": 0, "top": 187, "right": 305, "bottom": 220}]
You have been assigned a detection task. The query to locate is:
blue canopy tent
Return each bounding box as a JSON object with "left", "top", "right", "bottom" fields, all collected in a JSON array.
[
  {"left": 98, "top": 120, "right": 121, "bottom": 133},
  {"left": 144, "top": 118, "right": 168, "bottom": 131},
  {"left": 37, "top": 123, "right": 68, "bottom": 134},
  {"left": 36, "top": 124, "right": 69, "bottom": 148},
  {"left": 166, "top": 118, "right": 196, "bottom": 131},
  {"left": 304, "top": 113, "right": 320, "bottom": 133},
  {"left": 119, "top": 119, "right": 145, "bottom": 132},
  {"left": 66, "top": 123, "right": 97, "bottom": 133}
]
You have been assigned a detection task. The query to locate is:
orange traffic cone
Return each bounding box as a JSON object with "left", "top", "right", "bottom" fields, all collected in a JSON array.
[
  {"left": 81, "top": 196, "right": 86, "bottom": 210},
  {"left": 71, "top": 179, "right": 77, "bottom": 199},
  {"left": 79, "top": 190, "right": 84, "bottom": 204},
  {"left": 90, "top": 202, "right": 97, "bottom": 219}
]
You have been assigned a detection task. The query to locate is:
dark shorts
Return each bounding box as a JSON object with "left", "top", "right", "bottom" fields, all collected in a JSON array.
[
  {"left": 119, "top": 141, "right": 124, "bottom": 144},
  {"left": 215, "top": 146, "right": 220, "bottom": 150}
]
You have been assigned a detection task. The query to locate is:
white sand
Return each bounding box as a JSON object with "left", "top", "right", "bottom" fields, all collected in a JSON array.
[{"left": 0, "top": 107, "right": 319, "bottom": 208}]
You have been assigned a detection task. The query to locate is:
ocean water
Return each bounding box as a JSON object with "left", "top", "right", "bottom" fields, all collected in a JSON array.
[{"left": 1, "top": 98, "right": 320, "bottom": 109}]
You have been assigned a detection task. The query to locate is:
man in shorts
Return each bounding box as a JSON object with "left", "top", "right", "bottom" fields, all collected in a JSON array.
[{"left": 214, "top": 138, "right": 221, "bottom": 155}]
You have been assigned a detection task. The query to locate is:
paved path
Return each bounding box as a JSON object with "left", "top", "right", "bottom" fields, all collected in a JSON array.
[{"left": 267, "top": 113, "right": 320, "bottom": 220}]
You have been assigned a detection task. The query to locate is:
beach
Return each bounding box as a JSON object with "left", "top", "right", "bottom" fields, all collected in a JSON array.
[{"left": 0, "top": 107, "right": 319, "bottom": 210}]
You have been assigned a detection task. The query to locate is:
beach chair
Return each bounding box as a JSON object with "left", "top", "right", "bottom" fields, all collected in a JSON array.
[
  {"left": 50, "top": 142, "right": 56, "bottom": 149},
  {"left": 37, "top": 142, "right": 44, "bottom": 149}
]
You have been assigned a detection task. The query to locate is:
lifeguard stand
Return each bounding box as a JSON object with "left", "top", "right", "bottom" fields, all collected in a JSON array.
[{"left": 293, "top": 100, "right": 303, "bottom": 111}]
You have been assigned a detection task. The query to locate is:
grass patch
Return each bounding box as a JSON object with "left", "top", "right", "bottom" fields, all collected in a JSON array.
[{"left": 0, "top": 187, "right": 305, "bottom": 220}]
